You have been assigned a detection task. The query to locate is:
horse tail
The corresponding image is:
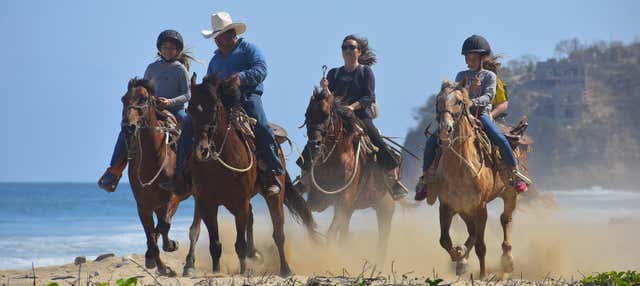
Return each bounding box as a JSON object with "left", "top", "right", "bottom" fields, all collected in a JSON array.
[{"left": 284, "top": 172, "right": 321, "bottom": 242}]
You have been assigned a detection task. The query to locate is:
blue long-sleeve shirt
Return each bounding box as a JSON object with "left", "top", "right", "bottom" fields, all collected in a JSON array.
[{"left": 206, "top": 38, "right": 267, "bottom": 97}]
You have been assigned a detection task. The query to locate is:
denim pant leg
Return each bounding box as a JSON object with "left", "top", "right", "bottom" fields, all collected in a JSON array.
[
  {"left": 172, "top": 109, "right": 193, "bottom": 172},
  {"left": 422, "top": 134, "right": 439, "bottom": 172},
  {"left": 110, "top": 130, "right": 127, "bottom": 167},
  {"left": 242, "top": 95, "right": 284, "bottom": 175},
  {"left": 479, "top": 114, "right": 517, "bottom": 167}
]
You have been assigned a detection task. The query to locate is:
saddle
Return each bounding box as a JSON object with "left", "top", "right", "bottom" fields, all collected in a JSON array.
[
  {"left": 229, "top": 107, "right": 290, "bottom": 145},
  {"left": 155, "top": 109, "right": 181, "bottom": 150},
  {"left": 475, "top": 116, "right": 532, "bottom": 168}
]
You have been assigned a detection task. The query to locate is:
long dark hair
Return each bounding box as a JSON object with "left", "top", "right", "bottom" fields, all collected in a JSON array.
[
  {"left": 483, "top": 55, "right": 503, "bottom": 74},
  {"left": 343, "top": 34, "right": 377, "bottom": 66}
]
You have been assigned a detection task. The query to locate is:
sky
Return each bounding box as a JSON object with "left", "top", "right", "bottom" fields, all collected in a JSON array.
[{"left": 1, "top": 0, "right": 638, "bottom": 182}]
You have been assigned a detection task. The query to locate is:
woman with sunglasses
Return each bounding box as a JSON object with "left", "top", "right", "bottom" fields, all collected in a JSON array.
[{"left": 318, "top": 34, "right": 408, "bottom": 199}]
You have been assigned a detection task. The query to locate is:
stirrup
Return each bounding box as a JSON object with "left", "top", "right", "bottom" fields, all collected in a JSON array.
[{"left": 512, "top": 170, "right": 532, "bottom": 185}]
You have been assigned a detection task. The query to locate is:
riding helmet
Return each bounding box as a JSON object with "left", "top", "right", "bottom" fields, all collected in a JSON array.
[
  {"left": 461, "top": 35, "right": 491, "bottom": 55},
  {"left": 156, "top": 29, "right": 184, "bottom": 51}
]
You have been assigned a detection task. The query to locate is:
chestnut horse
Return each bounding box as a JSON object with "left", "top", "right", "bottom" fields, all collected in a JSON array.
[
  {"left": 302, "top": 88, "right": 404, "bottom": 257},
  {"left": 185, "top": 74, "right": 317, "bottom": 277},
  {"left": 120, "top": 78, "right": 194, "bottom": 276},
  {"left": 430, "top": 81, "right": 521, "bottom": 278}
]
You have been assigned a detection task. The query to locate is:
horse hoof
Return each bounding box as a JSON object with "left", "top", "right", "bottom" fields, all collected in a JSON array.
[
  {"left": 455, "top": 259, "right": 469, "bottom": 276},
  {"left": 452, "top": 245, "right": 468, "bottom": 261},
  {"left": 163, "top": 240, "right": 179, "bottom": 252},
  {"left": 159, "top": 266, "right": 177, "bottom": 277},
  {"left": 183, "top": 267, "right": 196, "bottom": 277},
  {"left": 145, "top": 256, "right": 156, "bottom": 269},
  {"left": 248, "top": 250, "right": 264, "bottom": 264},
  {"left": 280, "top": 268, "right": 293, "bottom": 278},
  {"left": 501, "top": 254, "right": 514, "bottom": 273}
]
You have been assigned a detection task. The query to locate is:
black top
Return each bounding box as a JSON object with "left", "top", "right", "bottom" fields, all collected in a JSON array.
[{"left": 327, "top": 65, "right": 375, "bottom": 119}]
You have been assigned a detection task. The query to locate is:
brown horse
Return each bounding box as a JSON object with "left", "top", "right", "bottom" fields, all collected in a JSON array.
[
  {"left": 185, "top": 74, "right": 317, "bottom": 277},
  {"left": 120, "top": 78, "right": 194, "bottom": 276},
  {"left": 301, "top": 88, "right": 404, "bottom": 257},
  {"left": 429, "top": 80, "right": 522, "bottom": 278}
]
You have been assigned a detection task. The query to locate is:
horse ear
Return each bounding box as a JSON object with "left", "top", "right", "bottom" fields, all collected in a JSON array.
[
  {"left": 191, "top": 73, "right": 197, "bottom": 87},
  {"left": 441, "top": 80, "right": 452, "bottom": 90},
  {"left": 128, "top": 78, "right": 135, "bottom": 90}
]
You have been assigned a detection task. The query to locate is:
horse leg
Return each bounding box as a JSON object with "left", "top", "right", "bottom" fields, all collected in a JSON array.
[
  {"left": 183, "top": 201, "right": 201, "bottom": 277},
  {"left": 137, "top": 206, "right": 159, "bottom": 270},
  {"left": 233, "top": 202, "right": 250, "bottom": 274},
  {"left": 474, "top": 207, "right": 488, "bottom": 279},
  {"left": 456, "top": 213, "right": 477, "bottom": 276},
  {"left": 374, "top": 194, "right": 395, "bottom": 261},
  {"left": 327, "top": 207, "right": 341, "bottom": 243},
  {"left": 152, "top": 209, "right": 177, "bottom": 276},
  {"left": 265, "top": 193, "right": 292, "bottom": 277},
  {"left": 338, "top": 207, "right": 355, "bottom": 243},
  {"left": 246, "top": 204, "right": 262, "bottom": 261},
  {"left": 201, "top": 204, "right": 222, "bottom": 273},
  {"left": 439, "top": 204, "right": 458, "bottom": 260},
  {"left": 500, "top": 193, "right": 517, "bottom": 274},
  {"left": 158, "top": 196, "right": 181, "bottom": 252}
]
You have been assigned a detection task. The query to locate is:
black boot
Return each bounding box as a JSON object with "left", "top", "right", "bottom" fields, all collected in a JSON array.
[
  {"left": 259, "top": 170, "right": 282, "bottom": 197},
  {"left": 159, "top": 171, "right": 188, "bottom": 196},
  {"left": 389, "top": 179, "right": 409, "bottom": 200}
]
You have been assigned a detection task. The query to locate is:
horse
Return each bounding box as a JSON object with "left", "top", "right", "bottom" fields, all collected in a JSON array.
[
  {"left": 184, "top": 73, "right": 317, "bottom": 277},
  {"left": 119, "top": 78, "right": 195, "bottom": 276},
  {"left": 429, "top": 80, "right": 522, "bottom": 278},
  {"left": 301, "top": 87, "right": 406, "bottom": 257}
]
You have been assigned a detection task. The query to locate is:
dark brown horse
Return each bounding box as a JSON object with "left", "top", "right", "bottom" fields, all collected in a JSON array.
[
  {"left": 120, "top": 78, "right": 194, "bottom": 276},
  {"left": 184, "top": 74, "right": 317, "bottom": 277},
  {"left": 428, "top": 80, "right": 523, "bottom": 278},
  {"left": 302, "top": 88, "right": 404, "bottom": 257}
]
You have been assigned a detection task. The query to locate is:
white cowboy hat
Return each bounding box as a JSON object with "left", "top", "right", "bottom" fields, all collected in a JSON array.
[{"left": 201, "top": 12, "right": 246, "bottom": 39}]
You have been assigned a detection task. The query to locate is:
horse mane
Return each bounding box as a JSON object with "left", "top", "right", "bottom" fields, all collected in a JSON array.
[{"left": 128, "top": 77, "right": 156, "bottom": 96}]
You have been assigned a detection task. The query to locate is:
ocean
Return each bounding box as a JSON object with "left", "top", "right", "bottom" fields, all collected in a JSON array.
[{"left": 1, "top": 183, "right": 639, "bottom": 270}]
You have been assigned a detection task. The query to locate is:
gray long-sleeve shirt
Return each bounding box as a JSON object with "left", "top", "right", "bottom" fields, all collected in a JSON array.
[
  {"left": 144, "top": 60, "right": 190, "bottom": 111},
  {"left": 455, "top": 69, "right": 496, "bottom": 115}
]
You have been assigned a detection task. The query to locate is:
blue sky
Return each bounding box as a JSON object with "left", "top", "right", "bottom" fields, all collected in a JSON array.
[{"left": 1, "top": 0, "right": 638, "bottom": 182}]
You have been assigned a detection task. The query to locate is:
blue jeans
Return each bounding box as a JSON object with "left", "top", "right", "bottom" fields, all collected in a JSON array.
[
  {"left": 242, "top": 94, "right": 284, "bottom": 175},
  {"left": 422, "top": 114, "right": 517, "bottom": 172},
  {"left": 109, "top": 109, "right": 193, "bottom": 172}
]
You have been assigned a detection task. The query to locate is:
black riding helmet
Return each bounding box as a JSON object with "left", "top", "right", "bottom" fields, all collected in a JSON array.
[
  {"left": 461, "top": 35, "right": 491, "bottom": 55},
  {"left": 156, "top": 29, "right": 184, "bottom": 51}
]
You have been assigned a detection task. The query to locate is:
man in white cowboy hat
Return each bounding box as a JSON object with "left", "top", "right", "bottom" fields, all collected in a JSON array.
[{"left": 203, "top": 11, "right": 284, "bottom": 195}]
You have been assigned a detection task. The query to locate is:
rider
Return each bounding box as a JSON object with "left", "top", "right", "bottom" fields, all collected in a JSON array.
[
  {"left": 98, "top": 30, "right": 194, "bottom": 193},
  {"left": 201, "top": 11, "right": 284, "bottom": 195},
  {"left": 315, "top": 34, "right": 409, "bottom": 199},
  {"left": 484, "top": 55, "right": 509, "bottom": 119},
  {"left": 415, "top": 35, "right": 530, "bottom": 201}
]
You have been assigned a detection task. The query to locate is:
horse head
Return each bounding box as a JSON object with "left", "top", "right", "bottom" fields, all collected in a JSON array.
[
  {"left": 436, "top": 80, "right": 472, "bottom": 144},
  {"left": 304, "top": 87, "right": 336, "bottom": 161},
  {"left": 121, "top": 78, "right": 157, "bottom": 138}
]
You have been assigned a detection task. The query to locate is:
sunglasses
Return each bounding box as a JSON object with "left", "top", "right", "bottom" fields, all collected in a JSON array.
[{"left": 341, "top": 44, "right": 358, "bottom": 51}]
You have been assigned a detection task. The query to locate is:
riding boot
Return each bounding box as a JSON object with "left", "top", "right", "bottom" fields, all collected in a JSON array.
[
  {"left": 389, "top": 178, "right": 409, "bottom": 200},
  {"left": 498, "top": 165, "right": 531, "bottom": 194},
  {"left": 159, "top": 170, "right": 190, "bottom": 196},
  {"left": 98, "top": 157, "right": 127, "bottom": 193},
  {"left": 415, "top": 169, "right": 438, "bottom": 204},
  {"left": 259, "top": 169, "right": 282, "bottom": 197}
]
